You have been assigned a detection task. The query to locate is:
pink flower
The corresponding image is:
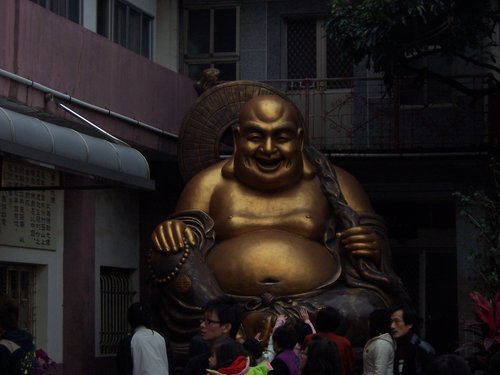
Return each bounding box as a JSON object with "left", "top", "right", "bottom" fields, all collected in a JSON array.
[{"left": 35, "top": 348, "right": 57, "bottom": 375}]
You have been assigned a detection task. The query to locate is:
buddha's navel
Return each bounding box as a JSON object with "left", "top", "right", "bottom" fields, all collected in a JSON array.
[{"left": 206, "top": 230, "right": 341, "bottom": 295}]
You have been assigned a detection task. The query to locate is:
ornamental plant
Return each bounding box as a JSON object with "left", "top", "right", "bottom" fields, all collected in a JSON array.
[
  {"left": 455, "top": 159, "right": 500, "bottom": 297},
  {"left": 35, "top": 348, "right": 57, "bottom": 375},
  {"left": 464, "top": 291, "right": 500, "bottom": 370}
]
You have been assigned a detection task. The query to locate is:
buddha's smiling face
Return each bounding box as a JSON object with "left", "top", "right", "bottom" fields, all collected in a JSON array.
[{"left": 233, "top": 96, "right": 305, "bottom": 191}]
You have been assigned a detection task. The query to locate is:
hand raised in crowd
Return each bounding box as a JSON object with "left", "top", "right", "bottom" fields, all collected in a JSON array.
[{"left": 299, "top": 307, "right": 311, "bottom": 322}]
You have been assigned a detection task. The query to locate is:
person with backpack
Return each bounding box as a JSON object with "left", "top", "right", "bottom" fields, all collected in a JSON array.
[
  {"left": 390, "top": 307, "right": 435, "bottom": 375},
  {"left": 0, "top": 297, "right": 36, "bottom": 375}
]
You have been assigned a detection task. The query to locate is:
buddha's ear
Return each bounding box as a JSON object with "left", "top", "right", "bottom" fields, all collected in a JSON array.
[
  {"left": 299, "top": 128, "right": 315, "bottom": 179},
  {"left": 232, "top": 125, "right": 240, "bottom": 154},
  {"left": 221, "top": 126, "right": 239, "bottom": 178},
  {"left": 221, "top": 158, "right": 235, "bottom": 177},
  {"left": 298, "top": 127, "right": 304, "bottom": 147},
  {"left": 302, "top": 158, "right": 315, "bottom": 179}
]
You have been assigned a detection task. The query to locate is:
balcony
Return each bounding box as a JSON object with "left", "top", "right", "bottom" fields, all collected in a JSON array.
[{"left": 262, "top": 76, "right": 492, "bottom": 153}]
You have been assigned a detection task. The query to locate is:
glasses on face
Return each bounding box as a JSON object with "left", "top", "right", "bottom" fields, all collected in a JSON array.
[{"left": 200, "top": 317, "right": 221, "bottom": 325}]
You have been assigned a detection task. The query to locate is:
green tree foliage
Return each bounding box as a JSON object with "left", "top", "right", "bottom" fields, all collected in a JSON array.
[
  {"left": 455, "top": 160, "right": 500, "bottom": 297},
  {"left": 326, "top": 0, "right": 500, "bottom": 96}
]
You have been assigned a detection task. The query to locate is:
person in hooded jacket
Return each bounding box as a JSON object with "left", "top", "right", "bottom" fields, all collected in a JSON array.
[
  {"left": 363, "top": 309, "right": 394, "bottom": 375},
  {"left": 0, "top": 297, "right": 36, "bottom": 375}
]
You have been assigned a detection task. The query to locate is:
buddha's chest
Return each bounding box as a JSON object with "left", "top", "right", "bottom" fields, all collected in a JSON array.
[{"left": 209, "top": 178, "right": 330, "bottom": 239}]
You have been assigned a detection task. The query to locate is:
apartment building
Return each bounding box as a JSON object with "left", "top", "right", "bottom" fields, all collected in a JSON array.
[{"left": 0, "top": 1, "right": 197, "bottom": 373}]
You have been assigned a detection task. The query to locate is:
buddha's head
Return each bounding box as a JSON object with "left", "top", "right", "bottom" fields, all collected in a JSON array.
[{"left": 231, "top": 95, "right": 306, "bottom": 191}]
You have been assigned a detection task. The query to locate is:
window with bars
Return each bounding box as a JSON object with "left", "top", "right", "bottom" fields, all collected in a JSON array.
[
  {"left": 99, "top": 267, "right": 135, "bottom": 355},
  {"left": 0, "top": 264, "right": 37, "bottom": 339},
  {"left": 97, "top": 0, "right": 153, "bottom": 59},
  {"left": 183, "top": 7, "right": 239, "bottom": 81},
  {"left": 30, "top": 0, "right": 81, "bottom": 24},
  {"left": 285, "top": 18, "right": 353, "bottom": 89}
]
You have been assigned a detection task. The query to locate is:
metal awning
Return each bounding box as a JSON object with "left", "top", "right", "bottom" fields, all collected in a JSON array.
[{"left": 0, "top": 106, "right": 155, "bottom": 190}]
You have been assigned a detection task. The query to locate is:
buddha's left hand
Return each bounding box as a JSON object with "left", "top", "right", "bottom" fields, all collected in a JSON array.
[{"left": 336, "top": 225, "right": 381, "bottom": 266}]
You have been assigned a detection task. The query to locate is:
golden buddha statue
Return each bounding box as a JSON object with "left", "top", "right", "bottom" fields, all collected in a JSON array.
[{"left": 149, "top": 85, "right": 406, "bottom": 352}]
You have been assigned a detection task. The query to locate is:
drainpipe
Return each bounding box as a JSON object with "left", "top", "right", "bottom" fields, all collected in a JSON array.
[{"left": 0, "top": 68, "right": 178, "bottom": 139}]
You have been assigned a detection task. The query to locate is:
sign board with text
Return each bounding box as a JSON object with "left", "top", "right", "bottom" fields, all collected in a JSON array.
[{"left": 0, "top": 160, "right": 59, "bottom": 250}]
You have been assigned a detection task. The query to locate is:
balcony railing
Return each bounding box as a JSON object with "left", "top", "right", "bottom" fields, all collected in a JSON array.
[{"left": 261, "top": 76, "right": 490, "bottom": 153}]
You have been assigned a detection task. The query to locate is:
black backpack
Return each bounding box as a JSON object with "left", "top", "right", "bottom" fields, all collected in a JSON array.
[{"left": 0, "top": 339, "right": 36, "bottom": 375}]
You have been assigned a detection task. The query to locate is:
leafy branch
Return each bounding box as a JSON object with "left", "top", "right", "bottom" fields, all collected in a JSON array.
[
  {"left": 326, "top": 0, "right": 500, "bottom": 97},
  {"left": 455, "top": 160, "right": 500, "bottom": 297}
]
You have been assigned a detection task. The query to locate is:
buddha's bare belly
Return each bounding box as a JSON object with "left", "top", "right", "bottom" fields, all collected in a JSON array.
[{"left": 206, "top": 229, "right": 340, "bottom": 296}]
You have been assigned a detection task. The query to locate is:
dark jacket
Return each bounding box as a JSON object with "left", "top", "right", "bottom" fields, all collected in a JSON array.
[
  {"left": 0, "top": 329, "right": 36, "bottom": 375},
  {"left": 270, "top": 349, "right": 301, "bottom": 375},
  {"left": 116, "top": 333, "right": 134, "bottom": 375},
  {"left": 182, "top": 351, "right": 211, "bottom": 375},
  {"left": 394, "top": 333, "right": 436, "bottom": 375}
]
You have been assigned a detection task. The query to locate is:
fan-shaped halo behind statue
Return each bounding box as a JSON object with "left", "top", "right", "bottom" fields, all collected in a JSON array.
[{"left": 178, "top": 80, "right": 301, "bottom": 183}]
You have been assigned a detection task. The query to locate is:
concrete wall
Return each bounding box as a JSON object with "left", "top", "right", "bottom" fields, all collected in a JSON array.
[
  {"left": 95, "top": 190, "right": 140, "bottom": 268},
  {"left": 239, "top": 1, "right": 267, "bottom": 80},
  {"left": 94, "top": 189, "right": 141, "bottom": 356},
  {"left": 63, "top": 183, "right": 97, "bottom": 375},
  {"left": 155, "top": 0, "right": 181, "bottom": 71}
]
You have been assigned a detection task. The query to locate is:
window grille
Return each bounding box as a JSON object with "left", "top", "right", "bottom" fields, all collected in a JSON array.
[
  {"left": 184, "top": 7, "right": 239, "bottom": 81},
  {"left": 0, "top": 263, "right": 37, "bottom": 340},
  {"left": 30, "top": 0, "right": 81, "bottom": 24},
  {"left": 97, "top": 0, "right": 153, "bottom": 59},
  {"left": 325, "top": 33, "right": 353, "bottom": 89},
  {"left": 286, "top": 18, "right": 353, "bottom": 89},
  {"left": 99, "top": 267, "right": 135, "bottom": 355},
  {"left": 287, "top": 18, "right": 317, "bottom": 80}
]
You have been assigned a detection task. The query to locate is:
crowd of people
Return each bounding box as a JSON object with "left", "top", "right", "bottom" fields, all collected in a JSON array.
[
  {"left": 0, "top": 295, "right": 497, "bottom": 375},
  {"left": 114, "top": 296, "right": 499, "bottom": 375}
]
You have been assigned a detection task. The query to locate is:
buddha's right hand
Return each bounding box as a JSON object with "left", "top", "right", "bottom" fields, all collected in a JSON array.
[{"left": 151, "top": 219, "right": 197, "bottom": 253}]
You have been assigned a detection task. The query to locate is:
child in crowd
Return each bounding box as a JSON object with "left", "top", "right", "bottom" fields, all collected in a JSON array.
[
  {"left": 207, "top": 338, "right": 273, "bottom": 375},
  {"left": 244, "top": 338, "right": 264, "bottom": 365},
  {"left": 269, "top": 325, "right": 301, "bottom": 375},
  {"left": 264, "top": 308, "right": 315, "bottom": 362}
]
